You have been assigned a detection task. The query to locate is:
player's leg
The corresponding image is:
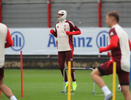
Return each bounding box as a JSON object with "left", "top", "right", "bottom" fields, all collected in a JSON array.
[
  {"left": 118, "top": 71, "right": 131, "bottom": 100},
  {"left": 121, "top": 85, "right": 131, "bottom": 100},
  {"left": 66, "top": 50, "right": 77, "bottom": 91},
  {"left": 0, "top": 67, "right": 17, "bottom": 100},
  {"left": 0, "top": 79, "right": 17, "bottom": 100},
  {"left": 91, "top": 68, "right": 106, "bottom": 88},
  {"left": 91, "top": 62, "right": 112, "bottom": 99},
  {"left": 66, "top": 50, "right": 76, "bottom": 82},
  {"left": 58, "top": 52, "right": 67, "bottom": 81},
  {"left": 58, "top": 52, "right": 68, "bottom": 91},
  {"left": 0, "top": 78, "right": 12, "bottom": 98}
]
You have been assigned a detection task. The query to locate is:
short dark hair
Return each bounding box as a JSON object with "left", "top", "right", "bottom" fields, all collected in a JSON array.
[{"left": 107, "top": 11, "right": 120, "bottom": 23}]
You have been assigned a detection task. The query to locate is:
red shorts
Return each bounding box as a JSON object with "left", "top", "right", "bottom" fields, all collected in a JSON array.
[
  {"left": 0, "top": 66, "right": 4, "bottom": 79},
  {"left": 58, "top": 51, "right": 73, "bottom": 68},
  {"left": 98, "top": 60, "right": 129, "bottom": 85}
]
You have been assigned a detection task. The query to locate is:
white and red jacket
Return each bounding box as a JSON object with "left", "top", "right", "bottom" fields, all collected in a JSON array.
[
  {"left": 53, "top": 20, "right": 81, "bottom": 52},
  {"left": 100, "top": 24, "right": 131, "bottom": 72},
  {"left": 0, "top": 23, "right": 13, "bottom": 68}
]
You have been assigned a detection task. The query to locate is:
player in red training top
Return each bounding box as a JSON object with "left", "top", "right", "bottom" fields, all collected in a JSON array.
[
  {"left": 0, "top": 23, "right": 17, "bottom": 100},
  {"left": 50, "top": 10, "right": 81, "bottom": 92},
  {"left": 91, "top": 11, "right": 131, "bottom": 100}
]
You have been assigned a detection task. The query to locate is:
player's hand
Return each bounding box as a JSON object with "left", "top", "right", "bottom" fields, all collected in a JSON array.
[
  {"left": 107, "top": 57, "right": 114, "bottom": 67},
  {"left": 50, "top": 29, "right": 54, "bottom": 34},
  {"left": 107, "top": 60, "right": 111, "bottom": 67},
  {"left": 66, "top": 31, "right": 70, "bottom": 35},
  {"left": 107, "top": 52, "right": 111, "bottom": 57},
  {"left": 99, "top": 47, "right": 105, "bottom": 53}
]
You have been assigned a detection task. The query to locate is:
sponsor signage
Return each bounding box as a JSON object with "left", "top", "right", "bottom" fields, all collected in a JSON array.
[{"left": 5, "top": 28, "right": 131, "bottom": 55}]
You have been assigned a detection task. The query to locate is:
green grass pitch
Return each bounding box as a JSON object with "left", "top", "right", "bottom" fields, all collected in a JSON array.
[{"left": 1, "top": 69, "right": 126, "bottom": 100}]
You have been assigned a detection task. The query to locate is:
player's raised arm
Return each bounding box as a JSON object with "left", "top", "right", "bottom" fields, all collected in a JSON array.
[
  {"left": 66, "top": 21, "right": 81, "bottom": 36},
  {"left": 66, "top": 30, "right": 81, "bottom": 35},
  {"left": 99, "top": 35, "right": 119, "bottom": 53}
]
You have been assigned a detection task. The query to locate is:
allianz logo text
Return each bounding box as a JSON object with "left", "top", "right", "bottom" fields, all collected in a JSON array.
[
  {"left": 96, "top": 31, "right": 108, "bottom": 48},
  {"left": 47, "top": 34, "right": 92, "bottom": 47},
  {"left": 11, "top": 31, "right": 25, "bottom": 51}
]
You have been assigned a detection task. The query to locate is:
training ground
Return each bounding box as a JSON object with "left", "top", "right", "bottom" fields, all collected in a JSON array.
[{"left": 1, "top": 69, "right": 125, "bottom": 100}]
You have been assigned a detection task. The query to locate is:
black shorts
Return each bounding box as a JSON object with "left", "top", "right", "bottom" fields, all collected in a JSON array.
[{"left": 0, "top": 66, "right": 4, "bottom": 79}]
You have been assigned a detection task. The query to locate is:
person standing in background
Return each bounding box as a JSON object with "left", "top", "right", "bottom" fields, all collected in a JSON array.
[{"left": 50, "top": 10, "right": 81, "bottom": 92}]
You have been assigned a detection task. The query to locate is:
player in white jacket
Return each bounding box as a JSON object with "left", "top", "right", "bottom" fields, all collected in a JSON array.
[
  {"left": 50, "top": 10, "right": 81, "bottom": 92},
  {"left": 91, "top": 11, "right": 131, "bottom": 100},
  {"left": 0, "top": 23, "right": 17, "bottom": 100}
]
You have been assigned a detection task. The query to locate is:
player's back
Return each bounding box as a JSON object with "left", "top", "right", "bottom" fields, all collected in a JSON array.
[
  {"left": 113, "top": 24, "right": 130, "bottom": 72},
  {"left": 0, "top": 23, "right": 8, "bottom": 68}
]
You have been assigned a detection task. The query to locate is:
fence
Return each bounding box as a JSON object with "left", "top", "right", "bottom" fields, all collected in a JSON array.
[{"left": 2, "top": 0, "right": 131, "bottom": 28}]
